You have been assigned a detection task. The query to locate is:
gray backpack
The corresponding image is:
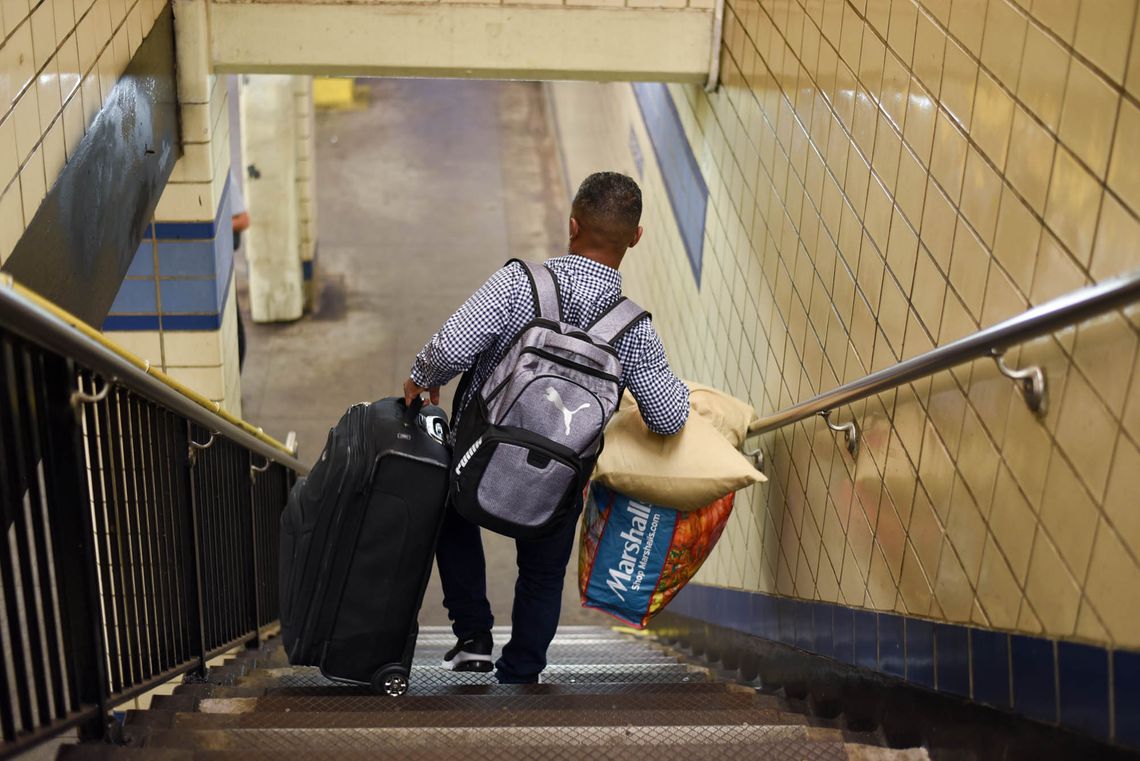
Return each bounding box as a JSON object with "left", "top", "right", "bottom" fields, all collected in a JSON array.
[{"left": 450, "top": 259, "right": 648, "bottom": 539}]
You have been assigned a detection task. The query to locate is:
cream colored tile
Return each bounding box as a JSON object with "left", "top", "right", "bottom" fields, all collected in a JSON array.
[
  {"left": 1031, "top": 230, "right": 1087, "bottom": 305},
  {"left": 11, "top": 85, "right": 39, "bottom": 162},
  {"left": 1103, "top": 433, "right": 1140, "bottom": 554},
  {"left": 912, "top": 9, "right": 947, "bottom": 97},
  {"left": 904, "top": 78, "right": 938, "bottom": 164},
  {"left": 888, "top": 0, "right": 918, "bottom": 64},
  {"left": 886, "top": 207, "right": 919, "bottom": 293},
  {"left": 18, "top": 144, "right": 44, "bottom": 220},
  {"left": 921, "top": 176, "right": 957, "bottom": 271},
  {"left": 1039, "top": 450, "right": 1099, "bottom": 585},
  {"left": 960, "top": 147, "right": 1001, "bottom": 246},
  {"left": 940, "top": 38, "right": 978, "bottom": 130},
  {"left": 929, "top": 109, "right": 967, "bottom": 202},
  {"left": 1017, "top": 603, "right": 1044, "bottom": 634},
  {"left": 879, "top": 270, "right": 908, "bottom": 354},
  {"left": 947, "top": 476, "right": 987, "bottom": 583},
  {"left": 975, "top": 533, "right": 1023, "bottom": 628},
  {"left": 1001, "top": 388, "right": 1053, "bottom": 507},
  {"left": 895, "top": 143, "right": 928, "bottom": 226},
  {"left": 1017, "top": 21, "right": 1070, "bottom": 132},
  {"left": 1121, "top": 349, "right": 1140, "bottom": 441},
  {"left": 30, "top": 0, "right": 55, "bottom": 71},
  {"left": 1005, "top": 103, "right": 1056, "bottom": 215},
  {"left": 1090, "top": 192, "right": 1140, "bottom": 281},
  {"left": 1025, "top": 530, "right": 1081, "bottom": 636},
  {"left": 992, "top": 187, "right": 1041, "bottom": 295},
  {"left": 1127, "top": 5, "right": 1140, "bottom": 100},
  {"left": 0, "top": 116, "right": 16, "bottom": 190},
  {"left": 919, "top": 419, "right": 955, "bottom": 517},
  {"left": 1059, "top": 58, "right": 1121, "bottom": 181},
  {"left": 41, "top": 116, "right": 63, "bottom": 185},
  {"left": 949, "top": 219, "right": 988, "bottom": 320},
  {"left": 1071, "top": 312, "right": 1139, "bottom": 417},
  {"left": 912, "top": 244, "right": 947, "bottom": 335},
  {"left": 923, "top": 0, "right": 951, "bottom": 25},
  {"left": 934, "top": 539, "right": 974, "bottom": 621},
  {"left": 939, "top": 285, "right": 978, "bottom": 344},
  {"left": 981, "top": 263, "right": 1026, "bottom": 326},
  {"left": 0, "top": 185, "right": 24, "bottom": 265},
  {"left": 898, "top": 541, "right": 934, "bottom": 615},
  {"left": 1075, "top": 600, "right": 1110, "bottom": 643},
  {"left": 1044, "top": 147, "right": 1103, "bottom": 268},
  {"left": 1030, "top": 0, "right": 1078, "bottom": 43},
  {"left": 1054, "top": 368, "right": 1117, "bottom": 500},
  {"left": 988, "top": 464, "right": 1035, "bottom": 582},
  {"left": 971, "top": 69, "right": 1014, "bottom": 168},
  {"left": 1107, "top": 99, "right": 1140, "bottom": 214},
  {"left": 981, "top": 0, "right": 1028, "bottom": 90},
  {"left": 102, "top": 329, "right": 161, "bottom": 363},
  {"left": 949, "top": 0, "right": 987, "bottom": 57}
]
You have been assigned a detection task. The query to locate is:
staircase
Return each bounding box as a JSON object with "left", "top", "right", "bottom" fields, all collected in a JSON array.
[{"left": 58, "top": 626, "right": 929, "bottom": 760}]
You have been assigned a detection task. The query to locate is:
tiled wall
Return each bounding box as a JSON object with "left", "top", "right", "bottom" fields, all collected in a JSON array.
[
  {"left": 549, "top": 0, "right": 1140, "bottom": 684},
  {"left": 670, "top": 582, "right": 1140, "bottom": 748},
  {"left": 104, "top": 67, "right": 243, "bottom": 414},
  {"left": 0, "top": 0, "right": 168, "bottom": 266}
]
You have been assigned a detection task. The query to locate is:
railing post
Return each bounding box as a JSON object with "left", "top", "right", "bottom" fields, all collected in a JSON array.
[
  {"left": 246, "top": 452, "right": 262, "bottom": 650},
  {"left": 40, "top": 361, "right": 108, "bottom": 739},
  {"left": 183, "top": 423, "right": 210, "bottom": 678}
]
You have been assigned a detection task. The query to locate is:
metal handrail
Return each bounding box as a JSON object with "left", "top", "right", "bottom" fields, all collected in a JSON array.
[
  {"left": 0, "top": 273, "right": 309, "bottom": 474},
  {"left": 747, "top": 269, "right": 1140, "bottom": 439}
]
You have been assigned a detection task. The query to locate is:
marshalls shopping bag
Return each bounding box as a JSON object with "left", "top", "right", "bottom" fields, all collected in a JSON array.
[{"left": 578, "top": 483, "right": 733, "bottom": 628}]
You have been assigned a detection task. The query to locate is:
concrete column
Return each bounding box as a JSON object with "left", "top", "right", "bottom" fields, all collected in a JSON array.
[
  {"left": 295, "top": 77, "right": 319, "bottom": 312},
  {"left": 103, "top": 0, "right": 244, "bottom": 416},
  {"left": 241, "top": 75, "right": 304, "bottom": 323}
]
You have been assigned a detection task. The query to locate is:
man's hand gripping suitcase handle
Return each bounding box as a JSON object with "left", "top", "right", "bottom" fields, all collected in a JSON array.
[{"left": 403, "top": 377, "right": 440, "bottom": 408}]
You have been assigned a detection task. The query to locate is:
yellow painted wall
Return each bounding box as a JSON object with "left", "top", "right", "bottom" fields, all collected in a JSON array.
[{"left": 550, "top": 0, "right": 1140, "bottom": 650}]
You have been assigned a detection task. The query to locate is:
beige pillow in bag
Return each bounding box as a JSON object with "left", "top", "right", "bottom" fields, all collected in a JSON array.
[{"left": 594, "top": 384, "right": 766, "bottom": 511}]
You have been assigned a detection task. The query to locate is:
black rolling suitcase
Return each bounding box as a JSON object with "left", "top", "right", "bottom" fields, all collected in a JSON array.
[{"left": 279, "top": 397, "right": 451, "bottom": 695}]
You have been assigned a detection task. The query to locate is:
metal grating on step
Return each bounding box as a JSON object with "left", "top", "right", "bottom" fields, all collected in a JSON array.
[
  {"left": 170, "top": 707, "right": 792, "bottom": 730},
  {"left": 143, "top": 724, "right": 841, "bottom": 752},
  {"left": 243, "top": 663, "right": 709, "bottom": 691},
  {"left": 198, "top": 687, "right": 769, "bottom": 714}
]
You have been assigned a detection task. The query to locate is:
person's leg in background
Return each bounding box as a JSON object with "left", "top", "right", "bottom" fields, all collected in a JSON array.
[
  {"left": 495, "top": 495, "right": 585, "bottom": 684},
  {"left": 435, "top": 502, "right": 495, "bottom": 670}
]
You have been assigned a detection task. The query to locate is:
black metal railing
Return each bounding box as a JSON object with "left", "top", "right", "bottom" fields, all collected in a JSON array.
[{"left": 0, "top": 279, "right": 306, "bottom": 756}]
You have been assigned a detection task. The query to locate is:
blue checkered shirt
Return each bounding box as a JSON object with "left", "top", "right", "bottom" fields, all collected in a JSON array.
[{"left": 410, "top": 255, "right": 690, "bottom": 435}]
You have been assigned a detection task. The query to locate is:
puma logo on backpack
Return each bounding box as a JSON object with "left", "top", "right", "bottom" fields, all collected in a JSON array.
[
  {"left": 449, "top": 259, "right": 649, "bottom": 540},
  {"left": 545, "top": 387, "right": 590, "bottom": 435}
]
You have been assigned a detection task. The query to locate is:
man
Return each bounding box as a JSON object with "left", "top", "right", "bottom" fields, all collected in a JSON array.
[{"left": 403, "top": 172, "right": 690, "bottom": 684}]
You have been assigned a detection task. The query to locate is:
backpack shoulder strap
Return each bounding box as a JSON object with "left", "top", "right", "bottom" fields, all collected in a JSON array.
[
  {"left": 587, "top": 297, "right": 650, "bottom": 345},
  {"left": 509, "top": 259, "right": 562, "bottom": 321}
]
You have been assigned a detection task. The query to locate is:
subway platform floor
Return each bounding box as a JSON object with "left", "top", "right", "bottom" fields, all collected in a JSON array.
[{"left": 238, "top": 78, "right": 610, "bottom": 630}]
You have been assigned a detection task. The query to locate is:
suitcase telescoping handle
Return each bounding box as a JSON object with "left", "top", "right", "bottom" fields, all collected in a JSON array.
[{"left": 402, "top": 396, "right": 425, "bottom": 421}]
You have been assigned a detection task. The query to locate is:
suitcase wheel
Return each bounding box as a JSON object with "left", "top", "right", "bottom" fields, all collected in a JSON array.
[{"left": 372, "top": 666, "right": 409, "bottom": 697}]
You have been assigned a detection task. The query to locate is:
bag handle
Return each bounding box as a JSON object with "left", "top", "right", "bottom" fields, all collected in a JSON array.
[
  {"left": 509, "top": 259, "right": 563, "bottom": 321},
  {"left": 587, "top": 297, "right": 650, "bottom": 344}
]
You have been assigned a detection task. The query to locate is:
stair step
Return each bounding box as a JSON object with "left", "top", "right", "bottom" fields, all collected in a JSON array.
[
  {"left": 197, "top": 679, "right": 739, "bottom": 700},
  {"left": 138, "top": 723, "right": 848, "bottom": 751},
  {"left": 189, "top": 683, "right": 775, "bottom": 715},
  {"left": 152, "top": 707, "right": 802, "bottom": 731},
  {"left": 237, "top": 663, "right": 711, "bottom": 691},
  {"left": 59, "top": 740, "right": 924, "bottom": 761}
]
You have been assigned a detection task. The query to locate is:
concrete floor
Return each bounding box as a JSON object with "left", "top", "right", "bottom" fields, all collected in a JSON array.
[{"left": 239, "top": 78, "right": 609, "bottom": 631}]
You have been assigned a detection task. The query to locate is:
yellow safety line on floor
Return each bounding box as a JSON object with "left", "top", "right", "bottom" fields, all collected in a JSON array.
[{"left": 1, "top": 274, "right": 296, "bottom": 457}]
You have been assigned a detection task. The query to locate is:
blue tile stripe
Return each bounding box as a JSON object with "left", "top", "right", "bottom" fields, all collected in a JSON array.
[
  {"left": 668, "top": 582, "right": 1135, "bottom": 749},
  {"left": 103, "top": 178, "right": 235, "bottom": 332},
  {"left": 631, "top": 82, "right": 707, "bottom": 286}
]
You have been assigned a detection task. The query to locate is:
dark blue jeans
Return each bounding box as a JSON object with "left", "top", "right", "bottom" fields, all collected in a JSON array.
[{"left": 434, "top": 496, "right": 583, "bottom": 684}]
